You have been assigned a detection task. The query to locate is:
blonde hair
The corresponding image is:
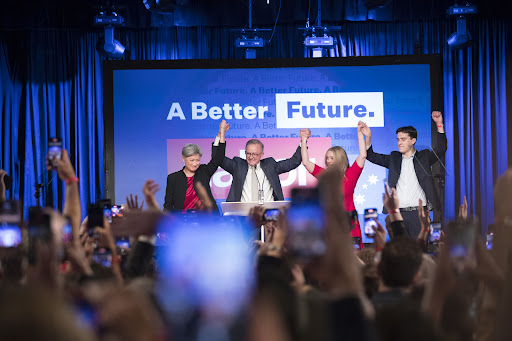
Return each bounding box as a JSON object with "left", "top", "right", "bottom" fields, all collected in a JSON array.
[{"left": 325, "top": 146, "right": 349, "bottom": 174}]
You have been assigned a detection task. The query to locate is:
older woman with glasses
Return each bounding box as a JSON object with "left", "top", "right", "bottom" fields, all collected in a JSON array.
[{"left": 163, "top": 120, "right": 229, "bottom": 213}]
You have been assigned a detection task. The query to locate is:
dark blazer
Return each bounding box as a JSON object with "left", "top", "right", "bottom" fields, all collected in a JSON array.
[
  {"left": 213, "top": 145, "right": 302, "bottom": 202},
  {"left": 366, "top": 132, "right": 447, "bottom": 213},
  {"left": 163, "top": 142, "right": 226, "bottom": 213}
]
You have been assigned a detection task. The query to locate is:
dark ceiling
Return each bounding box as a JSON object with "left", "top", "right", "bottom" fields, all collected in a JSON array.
[{"left": 0, "top": 0, "right": 510, "bottom": 30}]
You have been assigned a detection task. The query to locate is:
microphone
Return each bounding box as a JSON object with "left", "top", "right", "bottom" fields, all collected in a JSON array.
[
  {"left": 253, "top": 164, "right": 264, "bottom": 204},
  {"left": 429, "top": 145, "right": 450, "bottom": 176},
  {"left": 411, "top": 146, "right": 434, "bottom": 178},
  {"left": 412, "top": 143, "right": 449, "bottom": 178}
]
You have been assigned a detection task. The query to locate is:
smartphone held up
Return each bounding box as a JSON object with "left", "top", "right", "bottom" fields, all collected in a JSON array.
[
  {"left": 364, "top": 208, "right": 378, "bottom": 238},
  {"left": 428, "top": 223, "right": 442, "bottom": 243},
  {"left": 0, "top": 200, "right": 21, "bottom": 249},
  {"left": 287, "top": 187, "right": 326, "bottom": 261},
  {"left": 263, "top": 208, "right": 279, "bottom": 222},
  {"left": 447, "top": 220, "right": 478, "bottom": 272},
  {"left": 87, "top": 204, "right": 104, "bottom": 237},
  {"left": 28, "top": 206, "right": 52, "bottom": 264},
  {"left": 48, "top": 137, "right": 63, "bottom": 167}
]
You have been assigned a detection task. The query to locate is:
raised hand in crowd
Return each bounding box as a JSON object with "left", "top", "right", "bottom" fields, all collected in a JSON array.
[
  {"left": 417, "top": 198, "right": 430, "bottom": 230},
  {"left": 458, "top": 195, "right": 468, "bottom": 220},
  {"left": 46, "top": 149, "right": 76, "bottom": 181},
  {"left": 266, "top": 208, "right": 287, "bottom": 246},
  {"left": 94, "top": 220, "right": 116, "bottom": 255},
  {"left": 290, "top": 263, "right": 308, "bottom": 293},
  {"left": 46, "top": 149, "right": 81, "bottom": 243},
  {"left": 93, "top": 217, "right": 124, "bottom": 285},
  {"left": 125, "top": 194, "right": 144, "bottom": 212},
  {"left": 260, "top": 207, "right": 287, "bottom": 258},
  {"left": 417, "top": 198, "right": 430, "bottom": 243},
  {"left": 312, "top": 167, "right": 366, "bottom": 299},
  {"left": 383, "top": 186, "right": 399, "bottom": 214},
  {"left": 248, "top": 205, "right": 266, "bottom": 228},
  {"left": 371, "top": 219, "right": 387, "bottom": 252},
  {"left": 383, "top": 186, "right": 408, "bottom": 238},
  {"left": 142, "top": 179, "right": 160, "bottom": 210},
  {"left": 316, "top": 167, "right": 377, "bottom": 329},
  {"left": 65, "top": 243, "right": 93, "bottom": 277}
]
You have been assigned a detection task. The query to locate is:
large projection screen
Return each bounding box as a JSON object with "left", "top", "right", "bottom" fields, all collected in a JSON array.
[{"left": 104, "top": 56, "right": 442, "bottom": 240}]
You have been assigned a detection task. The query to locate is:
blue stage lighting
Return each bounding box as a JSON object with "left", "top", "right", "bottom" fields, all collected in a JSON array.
[
  {"left": 96, "top": 27, "right": 125, "bottom": 59},
  {"left": 94, "top": 11, "right": 126, "bottom": 58},
  {"left": 447, "top": 18, "right": 472, "bottom": 49},
  {"left": 447, "top": 4, "right": 477, "bottom": 49}
]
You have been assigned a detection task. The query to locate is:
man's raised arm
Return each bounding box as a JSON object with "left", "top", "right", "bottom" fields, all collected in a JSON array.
[
  {"left": 361, "top": 122, "right": 391, "bottom": 168},
  {"left": 206, "top": 120, "right": 229, "bottom": 176},
  {"left": 275, "top": 132, "right": 303, "bottom": 174},
  {"left": 429, "top": 111, "right": 447, "bottom": 166},
  {"left": 212, "top": 121, "right": 236, "bottom": 174}
]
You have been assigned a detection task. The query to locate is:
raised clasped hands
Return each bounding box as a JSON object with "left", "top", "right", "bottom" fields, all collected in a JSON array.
[
  {"left": 358, "top": 121, "right": 371, "bottom": 138},
  {"left": 300, "top": 128, "right": 311, "bottom": 140}
]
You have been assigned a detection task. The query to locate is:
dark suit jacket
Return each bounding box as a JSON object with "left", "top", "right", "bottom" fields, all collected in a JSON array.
[
  {"left": 366, "top": 132, "right": 447, "bottom": 213},
  {"left": 213, "top": 145, "right": 302, "bottom": 202},
  {"left": 163, "top": 142, "right": 226, "bottom": 213}
]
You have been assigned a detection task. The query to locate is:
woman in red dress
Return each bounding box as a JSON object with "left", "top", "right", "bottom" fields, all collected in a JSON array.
[{"left": 300, "top": 121, "right": 368, "bottom": 248}]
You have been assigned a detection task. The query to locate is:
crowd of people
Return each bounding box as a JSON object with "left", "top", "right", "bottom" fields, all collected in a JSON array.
[{"left": 0, "top": 110, "right": 511, "bottom": 341}]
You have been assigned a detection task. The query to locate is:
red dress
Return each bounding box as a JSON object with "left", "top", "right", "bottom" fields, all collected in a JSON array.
[
  {"left": 182, "top": 176, "right": 201, "bottom": 213},
  {"left": 311, "top": 161, "right": 363, "bottom": 247}
]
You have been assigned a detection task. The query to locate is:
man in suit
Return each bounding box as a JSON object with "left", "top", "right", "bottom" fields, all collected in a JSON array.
[
  {"left": 213, "top": 136, "right": 302, "bottom": 202},
  {"left": 361, "top": 111, "right": 447, "bottom": 238}
]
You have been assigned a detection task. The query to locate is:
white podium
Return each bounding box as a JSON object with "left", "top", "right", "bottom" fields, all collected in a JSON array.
[{"left": 221, "top": 201, "right": 290, "bottom": 216}]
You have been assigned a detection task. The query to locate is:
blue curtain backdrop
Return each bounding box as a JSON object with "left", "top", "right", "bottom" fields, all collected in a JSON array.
[{"left": 0, "top": 19, "right": 510, "bottom": 229}]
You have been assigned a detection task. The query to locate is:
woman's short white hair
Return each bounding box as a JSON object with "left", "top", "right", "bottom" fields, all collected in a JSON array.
[{"left": 182, "top": 144, "right": 202, "bottom": 158}]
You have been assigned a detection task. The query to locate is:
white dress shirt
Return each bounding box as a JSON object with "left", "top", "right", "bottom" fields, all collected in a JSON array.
[
  {"left": 396, "top": 150, "right": 427, "bottom": 208},
  {"left": 241, "top": 163, "right": 274, "bottom": 202}
]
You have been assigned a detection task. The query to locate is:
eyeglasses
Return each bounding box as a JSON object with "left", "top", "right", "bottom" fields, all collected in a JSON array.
[{"left": 245, "top": 152, "right": 262, "bottom": 158}]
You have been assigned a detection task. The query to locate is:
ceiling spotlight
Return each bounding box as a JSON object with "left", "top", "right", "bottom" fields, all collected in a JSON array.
[
  {"left": 96, "top": 27, "right": 126, "bottom": 59},
  {"left": 94, "top": 10, "right": 126, "bottom": 58},
  {"left": 447, "top": 3, "right": 477, "bottom": 49},
  {"left": 447, "top": 18, "right": 472, "bottom": 49}
]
